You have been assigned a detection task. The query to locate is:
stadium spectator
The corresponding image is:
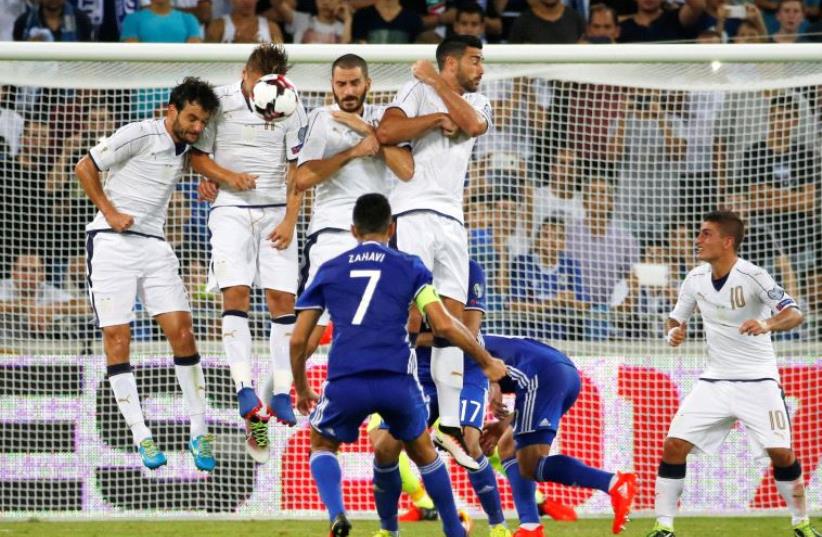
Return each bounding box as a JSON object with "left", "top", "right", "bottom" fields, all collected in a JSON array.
[
  {"left": 733, "top": 17, "right": 769, "bottom": 40},
  {"left": 0, "top": 119, "right": 54, "bottom": 276},
  {"left": 0, "top": 252, "right": 89, "bottom": 338},
  {"left": 13, "top": 0, "right": 94, "bottom": 41},
  {"left": 451, "top": 2, "right": 488, "bottom": 38},
  {"left": 352, "top": 0, "right": 424, "bottom": 42},
  {"left": 608, "top": 89, "right": 686, "bottom": 242},
  {"left": 738, "top": 93, "right": 818, "bottom": 277},
  {"left": 582, "top": 3, "right": 619, "bottom": 41},
  {"left": 508, "top": 216, "right": 590, "bottom": 339},
  {"left": 0, "top": 86, "right": 24, "bottom": 160},
  {"left": 771, "top": 0, "right": 806, "bottom": 41},
  {"left": 1, "top": 0, "right": 28, "bottom": 41},
  {"left": 121, "top": 0, "right": 203, "bottom": 42},
  {"left": 617, "top": 0, "right": 707, "bottom": 42},
  {"left": 271, "top": 0, "right": 352, "bottom": 42},
  {"left": 205, "top": 0, "right": 283, "bottom": 42},
  {"left": 566, "top": 178, "right": 639, "bottom": 311},
  {"left": 701, "top": 0, "right": 765, "bottom": 41},
  {"left": 531, "top": 148, "right": 584, "bottom": 239},
  {"left": 508, "top": 0, "right": 585, "bottom": 43},
  {"left": 436, "top": 0, "right": 503, "bottom": 39}
]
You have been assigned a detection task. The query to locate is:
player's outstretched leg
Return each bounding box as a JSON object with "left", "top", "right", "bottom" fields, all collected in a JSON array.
[
  {"left": 648, "top": 438, "right": 692, "bottom": 537},
  {"left": 268, "top": 304, "right": 297, "bottom": 426},
  {"left": 310, "top": 441, "right": 350, "bottom": 537}
]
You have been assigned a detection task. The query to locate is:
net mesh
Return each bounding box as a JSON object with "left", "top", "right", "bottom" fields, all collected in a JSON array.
[{"left": 0, "top": 54, "right": 821, "bottom": 518}]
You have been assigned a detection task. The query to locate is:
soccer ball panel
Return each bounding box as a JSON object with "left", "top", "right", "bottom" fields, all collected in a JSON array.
[{"left": 251, "top": 74, "right": 298, "bottom": 123}]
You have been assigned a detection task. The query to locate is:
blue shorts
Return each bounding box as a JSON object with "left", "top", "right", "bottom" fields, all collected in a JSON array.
[
  {"left": 511, "top": 363, "right": 580, "bottom": 450},
  {"left": 418, "top": 377, "right": 488, "bottom": 430},
  {"left": 311, "top": 372, "right": 428, "bottom": 444}
]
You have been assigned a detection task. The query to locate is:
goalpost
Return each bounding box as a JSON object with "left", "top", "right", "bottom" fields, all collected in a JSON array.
[{"left": 0, "top": 42, "right": 820, "bottom": 519}]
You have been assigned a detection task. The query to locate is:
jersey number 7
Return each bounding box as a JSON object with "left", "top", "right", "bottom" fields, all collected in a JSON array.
[{"left": 350, "top": 270, "right": 381, "bottom": 325}]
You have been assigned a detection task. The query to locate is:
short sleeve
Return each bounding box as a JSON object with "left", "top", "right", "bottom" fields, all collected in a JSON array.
[
  {"left": 284, "top": 101, "right": 309, "bottom": 161},
  {"left": 296, "top": 268, "right": 326, "bottom": 310},
  {"left": 389, "top": 81, "right": 424, "bottom": 119},
  {"left": 669, "top": 276, "right": 697, "bottom": 323},
  {"left": 89, "top": 122, "right": 148, "bottom": 171},
  {"left": 753, "top": 270, "right": 799, "bottom": 314},
  {"left": 470, "top": 93, "right": 493, "bottom": 132},
  {"left": 120, "top": 12, "right": 139, "bottom": 41},
  {"left": 297, "top": 109, "right": 329, "bottom": 166},
  {"left": 466, "top": 260, "right": 487, "bottom": 312},
  {"left": 183, "top": 12, "right": 202, "bottom": 39}
]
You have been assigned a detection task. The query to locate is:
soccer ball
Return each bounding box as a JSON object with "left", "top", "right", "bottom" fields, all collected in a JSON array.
[{"left": 251, "top": 74, "right": 298, "bottom": 122}]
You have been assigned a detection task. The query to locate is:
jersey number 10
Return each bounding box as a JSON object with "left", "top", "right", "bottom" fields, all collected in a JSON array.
[{"left": 730, "top": 285, "right": 746, "bottom": 310}]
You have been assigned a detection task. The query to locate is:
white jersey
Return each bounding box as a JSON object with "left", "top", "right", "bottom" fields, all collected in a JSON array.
[
  {"left": 87, "top": 119, "right": 189, "bottom": 239},
  {"left": 670, "top": 258, "right": 799, "bottom": 381},
  {"left": 298, "top": 103, "right": 394, "bottom": 234},
  {"left": 388, "top": 80, "right": 492, "bottom": 223},
  {"left": 194, "top": 81, "right": 308, "bottom": 207}
]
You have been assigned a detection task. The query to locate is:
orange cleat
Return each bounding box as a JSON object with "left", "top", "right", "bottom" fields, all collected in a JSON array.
[
  {"left": 459, "top": 509, "right": 473, "bottom": 535},
  {"left": 539, "top": 498, "right": 578, "bottom": 522},
  {"left": 609, "top": 472, "right": 637, "bottom": 534},
  {"left": 398, "top": 504, "right": 438, "bottom": 522},
  {"left": 513, "top": 525, "right": 544, "bottom": 537}
]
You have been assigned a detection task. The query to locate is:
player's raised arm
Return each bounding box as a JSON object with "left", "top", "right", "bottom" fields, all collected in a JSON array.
[
  {"left": 416, "top": 285, "right": 506, "bottom": 381},
  {"left": 380, "top": 145, "right": 414, "bottom": 182},
  {"left": 376, "top": 106, "right": 452, "bottom": 146},
  {"left": 269, "top": 161, "right": 302, "bottom": 250},
  {"left": 411, "top": 59, "right": 487, "bottom": 137},
  {"left": 190, "top": 149, "right": 257, "bottom": 191},
  {"left": 740, "top": 271, "right": 803, "bottom": 336}
]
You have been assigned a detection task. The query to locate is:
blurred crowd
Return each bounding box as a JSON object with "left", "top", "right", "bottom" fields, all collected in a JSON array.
[
  {"left": 1, "top": 73, "right": 820, "bottom": 345},
  {"left": 2, "top": 0, "right": 822, "bottom": 45}
]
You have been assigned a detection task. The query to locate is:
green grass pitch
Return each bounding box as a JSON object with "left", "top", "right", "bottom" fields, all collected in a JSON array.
[{"left": 1, "top": 517, "right": 816, "bottom": 536}]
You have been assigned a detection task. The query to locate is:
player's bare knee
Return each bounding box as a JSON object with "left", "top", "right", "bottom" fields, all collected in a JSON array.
[
  {"left": 404, "top": 434, "right": 438, "bottom": 467},
  {"left": 662, "top": 437, "right": 693, "bottom": 463},
  {"left": 497, "top": 428, "right": 515, "bottom": 460},
  {"left": 516, "top": 451, "right": 539, "bottom": 481},
  {"left": 222, "top": 286, "right": 251, "bottom": 311},
  {"left": 310, "top": 429, "right": 339, "bottom": 453},
  {"left": 102, "top": 325, "right": 131, "bottom": 361},
  {"left": 768, "top": 448, "right": 796, "bottom": 468},
  {"left": 266, "top": 290, "right": 295, "bottom": 317}
]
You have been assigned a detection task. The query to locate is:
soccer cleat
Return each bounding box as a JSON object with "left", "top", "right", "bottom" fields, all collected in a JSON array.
[
  {"left": 539, "top": 498, "right": 578, "bottom": 521},
  {"left": 433, "top": 424, "right": 480, "bottom": 470},
  {"left": 794, "top": 521, "right": 822, "bottom": 537},
  {"left": 645, "top": 522, "right": 675, "bottom": 537},
  {"left": 245, "top": 417, "right": 270, "bottom": 463},
  {"left": 329, "top": 513, "right": 352, "bottom": 537},
  {"left": 490, "top": 524, "right": 513, "bottom": 537},
  {"left": 459, "top": 509, "right": 473, "bottom": 536},
  {"left": 237, "top": 386, "right": 268, "bottom": 420},
  {"left": 609, "top": 471, "right": 637, "bottom": 534},
  {"left": 513, "top": 525, "right": 544, "bottom": 537},
  {"left": 372, "top": 530, "right": 399, "bottom": 537},
  {"left": 399, "top": 504, "right": 438, "bottom": 521},
  {"left": 189, "top": 434, "right": 217, "bottom": 472},
  {"left": 138, "top": 438, "right": 167, "bottom": 470},
  {"left": 270, "top": 393, "right": 297, "bottom": 426}
]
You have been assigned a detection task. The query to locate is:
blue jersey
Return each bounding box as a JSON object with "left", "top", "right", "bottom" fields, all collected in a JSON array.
[
  {"left": 296, "top": 241, "right": 432, "bottom": 381},
  {"left": 482, "top": 335, "right": 576, "bottom": 393},
  {"left": 416, "top": 259, "right": 486, "bottom": 385}
]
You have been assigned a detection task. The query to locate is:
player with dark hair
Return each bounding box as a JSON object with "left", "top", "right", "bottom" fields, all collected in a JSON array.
[
  {"left": 75, "top": 76, "right": 218, "bottom": 471},
  {"left": 192, "top": 43, "right": 308, "bottom": 463},
  {"left": 376, "top": 34, "right": 492, "bottom": 469}
]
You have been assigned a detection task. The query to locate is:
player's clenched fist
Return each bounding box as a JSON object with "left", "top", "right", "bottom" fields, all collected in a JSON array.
[
  {"left": 197, "top": 179, "right": 219, "bottom": 202},
  {"left": 351, "top": 133, "right": 380, "bottom": 158},
  {"left": 482, "top": 357, "right": 507, "bottom": 382},
  {"left": 225, "top": 172, "right": 257, "bottom": 191},
  {"left": 296, "top": 388, "right": 320, "bottom": 415},
  {"left": 666, "top": 325, "right": 686, "bottom": 347},
  {"left": 739, "top": 319, "right": 770, "bottom": 336},
  {"left": 104, "top": 209, "right": 134, "bottom": 232},
  {"left": 411, "top": 60, "right": 440, "bottom": 86}
]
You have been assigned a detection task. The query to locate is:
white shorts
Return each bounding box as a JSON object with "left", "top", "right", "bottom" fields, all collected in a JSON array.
[
  {"left": 667, "top": 379, "right": 792, "bottom": 459},
  {"left": 207, "top": 205, "right": 298, "bottom": 294},
  {"left": 394, "top": 211, "right": 468, "bottom": 303},
  {"left": 299, "top": 229, "right": 358, "bottom": 325},
  {"left": 85, "top": 232, "right": 190, "bottom": 328}
]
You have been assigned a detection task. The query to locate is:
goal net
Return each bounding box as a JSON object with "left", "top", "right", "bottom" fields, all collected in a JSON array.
[{"left": 0, "top": 43, "right": 820, "bottom": 519}]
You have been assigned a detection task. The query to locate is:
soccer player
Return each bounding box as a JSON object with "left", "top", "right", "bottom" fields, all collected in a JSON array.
[
  {"left": 294, "top": 53, "right": 413, "bottom": 355},
  {"left": 75, "top": 77, "right": 219, "bottom": 471},
  {"left": 647, "top": 211, "right": 819, "bottom": 537},
  {"left": 369, "top": 260, "right": 511, "bottom": 536},
  {"left": 376, "top": 34, "right": 492, "bottom": 469},
  {"left": 478, "top": 335, "right": 638, "bottom": 537},
  {"left": 191, "top": 44, "right": 308, "bottom": 463},
  {"left": 290, "top": 193, "right": 506, "bottom": 537}
]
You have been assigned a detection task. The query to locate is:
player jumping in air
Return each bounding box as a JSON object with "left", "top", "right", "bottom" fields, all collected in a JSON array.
[
  {"left": 291, "top": 193, "right": 506, "bottom": 537},
  {"left": 76, "top": 78, "right": 219, "bottom": 471},
  {"left": 647, "top": 211, "right": 819, "bottom": 537}
]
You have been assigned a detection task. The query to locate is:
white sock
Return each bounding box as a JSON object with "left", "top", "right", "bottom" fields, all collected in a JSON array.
[
  {"left": 222, "top": 312, "right": 253, "bottom": 392},
  {"left": 174, "top": 355, "right": 207, "bottom": 439},
  {"left": 776, "top": 478, "right": 807, "bottom": 526},
  {"left": 520, "top": 523, "right": 541, "bottom": 531},
  {"left": 431, "top": 345, "right": 463, "bottom": 428},
  {"left": 655, "top": 476, "right": 684, "bottom": 528},
  {"left": 270, "top": 315, "right": 295, "bottom": 395},
  {"left": 108, "top": 369, "right": 151, "bottom": 446}
]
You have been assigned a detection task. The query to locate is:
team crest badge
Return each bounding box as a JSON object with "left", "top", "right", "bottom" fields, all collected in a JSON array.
[
  {"left": 767, "top": 287, "right": 785, "bottom": 300},
  {"left": 473, "top": 283, "right": 483, "bottom": 298}
]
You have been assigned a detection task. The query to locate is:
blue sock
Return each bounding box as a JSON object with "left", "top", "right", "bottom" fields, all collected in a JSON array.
[
  {"left": 536, "top": 454, "right": 613, "bottom": 493},
  {"left": 309, "top": 451, "right": 344, "bottom": 522},
  {"left": 502, "top": 457, "right": 539, "bottom": 524},
  {"left": 419, "top": 456, "right": 465, "bottom": 537},
  {"left": 373, "top": 460, "right": 402, "bottom": 532},
  {"left": 467, "top": 456, "right": 505, "bottom": 525}
]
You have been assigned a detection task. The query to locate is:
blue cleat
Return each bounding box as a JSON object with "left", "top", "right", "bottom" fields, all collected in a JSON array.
[
  {"left": 270, "top": 393, "right": 297, "bottom": 426},
  {"left": 237, "top": 386, "right": 267, "bottom": 420},
  {"left": 139, "top": 438, "right": 167, "bottom": 470},
  {"left": 189, "top": 434, "right": 217, "bottom": 472}
]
